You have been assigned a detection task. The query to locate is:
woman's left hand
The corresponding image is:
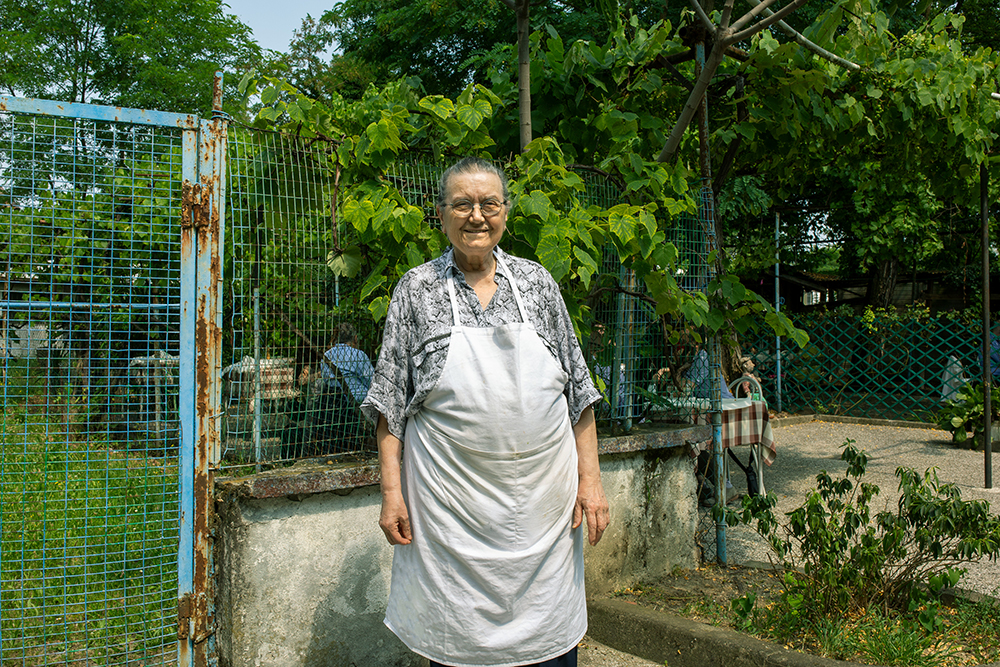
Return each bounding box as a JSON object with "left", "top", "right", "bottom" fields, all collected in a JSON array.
[
  {"left": 572, "top": 406, "right": 609, "bottom": 545},
  {"left": 574, "top": 475, "right": 610, "bottom": 546}
]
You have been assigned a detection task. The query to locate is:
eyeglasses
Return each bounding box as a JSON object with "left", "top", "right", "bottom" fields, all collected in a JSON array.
[{"left": 442, "top": 199, "right": 508, "bottom": 217}]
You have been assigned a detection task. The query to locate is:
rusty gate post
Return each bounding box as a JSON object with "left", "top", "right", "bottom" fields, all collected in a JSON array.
[{"left": 178, "top": 72, "right": 227, "bottom": 667}]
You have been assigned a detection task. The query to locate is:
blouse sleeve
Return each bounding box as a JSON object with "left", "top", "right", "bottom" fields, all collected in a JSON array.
[{"left": 360, "top": 273, "right": 415, "bottom": 441}]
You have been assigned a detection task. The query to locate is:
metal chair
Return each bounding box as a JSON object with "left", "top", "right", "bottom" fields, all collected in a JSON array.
[
  {"left": 723, "top": 374, "right": 768, "bottom": 496},
  {"left": 728, "top": 374, "right": 765, "bottom": 405}
]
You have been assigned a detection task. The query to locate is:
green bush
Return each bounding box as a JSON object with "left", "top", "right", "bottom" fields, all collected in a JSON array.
[
  {"left": 935, "top": 382, "right": 999, "bottom": 446},
  {"left": 725, "top": 438, "right": 1000, "bottom": 635}
]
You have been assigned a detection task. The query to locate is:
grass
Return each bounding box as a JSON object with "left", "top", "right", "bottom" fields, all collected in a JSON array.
[{"left": 1, "top": 401, "right": 179, "bottom": 666}]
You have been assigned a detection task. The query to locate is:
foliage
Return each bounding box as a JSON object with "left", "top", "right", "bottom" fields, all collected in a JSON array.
[
  {"left": 0, "top": 0, "right": 260, "bottom": 114},
  {"left": 259, "top": 0, "right": 1000, "bottom": 312},
  {"left": 236, "top": 64, "right": 807, "bottom": 349},
  {"left": 319, "top": 0, "right": 669, "bottom": 98},
  {"left": 688, "top": 1, "right": 1000, "bottom": 307},
  {"left": 936, "top": 381, "right": 1000, "bottom": 444},
  {"left": 723, "top": 438, "right": 1000, "bottom": 642}
]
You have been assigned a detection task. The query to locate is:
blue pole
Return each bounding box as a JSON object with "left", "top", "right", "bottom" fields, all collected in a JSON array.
[
  {"left": 693, "top": 40, "right": 726, "bottom": 565},
  {"left": 775, "top": 211, "right": 783, "bottom": 413}
]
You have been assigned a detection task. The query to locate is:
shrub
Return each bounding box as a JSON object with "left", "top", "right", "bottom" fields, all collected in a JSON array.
[
  {"left": 724, "top": 437, "right": 1000, "bottom": 634},
  {"left": 936, "top": 381, "right": 999, "bottom": 446}
]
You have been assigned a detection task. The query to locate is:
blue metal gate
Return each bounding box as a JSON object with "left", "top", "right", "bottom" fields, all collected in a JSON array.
[{"left": 0, "top": 91, "right": 224, "bottom": 666}]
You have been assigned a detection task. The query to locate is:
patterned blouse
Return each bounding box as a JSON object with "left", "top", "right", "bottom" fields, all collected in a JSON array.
[{"left": 360, "top": 247, "right": 602, "bottom": 440}]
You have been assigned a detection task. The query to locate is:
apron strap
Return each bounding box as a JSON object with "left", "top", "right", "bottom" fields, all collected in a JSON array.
[
  {"left": 495, "top": 252, "right": 529, "bottom": 324},
  {"left": 445, "top": 267, "right": 463, "bottom": 326},
  {"left": 445, "top": 250, "right": 529, "bottom": 326}
]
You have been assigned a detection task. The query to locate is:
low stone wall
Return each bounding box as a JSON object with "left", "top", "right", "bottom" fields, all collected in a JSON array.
[{"left": 214, "top": 424, "right": 708, "bottom": 667}]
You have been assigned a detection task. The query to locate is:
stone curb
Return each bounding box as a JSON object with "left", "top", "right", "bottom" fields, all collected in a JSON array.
[
  {"left": 587, "top": 596, "right": 1000, "bottom": 667},
  {"left": 588, "top": 597, "right": 863, "bottom": 667},
  {"left": 771, "top": 413, "right": 945, "bottom": 430}
]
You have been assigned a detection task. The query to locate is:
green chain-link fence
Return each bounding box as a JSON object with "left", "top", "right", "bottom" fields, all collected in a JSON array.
[{"left": 742, "top": 312, "right": 983, "bottom": 421}]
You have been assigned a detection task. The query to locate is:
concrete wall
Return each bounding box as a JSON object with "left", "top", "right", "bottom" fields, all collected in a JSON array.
[{"left": 214, "top": 426, "right": 706, "bottom": 667}]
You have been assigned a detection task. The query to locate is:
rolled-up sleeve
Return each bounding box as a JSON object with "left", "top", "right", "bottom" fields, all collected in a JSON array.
[{"left": 360, "top": 275, "right": 414, "bottom": 441}]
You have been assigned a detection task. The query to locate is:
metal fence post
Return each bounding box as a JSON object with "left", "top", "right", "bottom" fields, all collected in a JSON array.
[{"left": 178, "top": 73, "right": 227, "bottom": 667}]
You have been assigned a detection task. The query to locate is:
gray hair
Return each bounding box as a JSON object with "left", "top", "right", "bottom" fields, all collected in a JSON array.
[{"left": 436, "top": 157, "right": 510, "bottom": 206}]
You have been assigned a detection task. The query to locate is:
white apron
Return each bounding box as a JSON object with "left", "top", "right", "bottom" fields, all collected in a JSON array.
[{"left": 384, "top": 254, "right": 586, "bottom": 667}]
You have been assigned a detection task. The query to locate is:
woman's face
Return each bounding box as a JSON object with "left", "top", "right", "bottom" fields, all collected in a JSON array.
[{"left": 437, "top": 170, "right": 507, "bottom": 270}]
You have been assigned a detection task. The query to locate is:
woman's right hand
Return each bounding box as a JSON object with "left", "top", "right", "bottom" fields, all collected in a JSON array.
[
  {"left": 377, "top": 412, "right": 411, "bottom": 545},
  {"left": 379, "top": 489, "right": 412, "bottom": 545}
]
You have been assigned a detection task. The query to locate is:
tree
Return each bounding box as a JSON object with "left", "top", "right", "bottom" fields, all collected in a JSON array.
[
  {"left": 321, "top": 0, "right": 636, "bottom": 97},
  {"left": 0, "top": 0, "right": 260, "bottom": 114},
  {"left": 718, "top": 9, "right": 1000, "bottom": 307},
  {"left": 269, "top": 14, "right": 382, "bottom": 103}
]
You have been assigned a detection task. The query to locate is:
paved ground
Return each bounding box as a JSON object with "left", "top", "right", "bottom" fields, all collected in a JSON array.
[
  {"left": 583, "top": 417, "right": 1000, "bottom": 666},
  {"left": 703, "top": 418, "right": 1000, "bottom": 597},
  {"left": 578, "top": 635, "right": 663, "bottom": 666}
]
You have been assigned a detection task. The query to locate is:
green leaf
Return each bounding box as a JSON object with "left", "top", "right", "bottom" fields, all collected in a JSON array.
[
  {"left": 368, "top": 295, "right": 390, "bottom": 322},
  {"left": 360, "top": 260, "right": 388, "bottom": 301},
  {"left": 261, "top": 85, "right": 279, "bottom": 105},
  {"left": 519, "top": 190, "right": 554, "bottom": 220},
  {"left": 537, "top": 233, "right": 571, "bottom": 282},
  {"left": 456, "top": 99, "right": 492, "bottom": 129},
  {"left": 405, "top": 243, "right": 424, "bottom": 269},
  {"left": 573, "top": 246, "right": 599, "bottom": 288},
  {"left": 608, "top": 210, "right": 636, "bottom": 244},
  {"left": 419, "top": 96, "right": 455, "bottom": 119},
  {"left": 366, "top": 119, "right": 404, "bottom": 153},
  {"left": 327, "top": 246, "right": 363, "bottom": 278}
]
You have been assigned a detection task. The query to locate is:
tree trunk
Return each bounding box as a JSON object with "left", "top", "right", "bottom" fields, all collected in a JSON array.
[
  {"left": 867, "top": 257, "right": 899, "bottom": 309},
  {"left": 516, "top": 0, "right": 531, "bottom": 151}
]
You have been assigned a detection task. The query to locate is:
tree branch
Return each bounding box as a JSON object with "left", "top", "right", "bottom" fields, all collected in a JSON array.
[
  {"left": 713, "top": 77, "right": 747, "bottom": 195},
  {"left": 566, "top": 163, "right": 626, "bottom": 191},
  {"left": 656, "top": 42, "right": 728, "bottom": 163},
  {"left": 688, "top": 0, "right": 717, "bottom": 34},
  {"left": 719, "top": 0, "right": 736, "bottom": 30},
  {"left": 499, "top": 0, "right": 516, "bottom": 9},
  {"left": 729, "top": 0, "right": 811, "bottom": 43},
  {"left": 743, "top": 0, "right": 860, "bottom": 70},
  {"left": 726, "top": 45, "right": 751, "bottom": 62},
  {"left": 728, "top": 0, "right": 785, "bottom": 34},
  {"left": 648, "top": 54, "right": 695, "bottom": 91}
]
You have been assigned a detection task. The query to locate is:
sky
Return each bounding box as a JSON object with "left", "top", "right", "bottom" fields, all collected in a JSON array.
[{"left": 224, "top": 0, "right": 339, "bottom": 53}]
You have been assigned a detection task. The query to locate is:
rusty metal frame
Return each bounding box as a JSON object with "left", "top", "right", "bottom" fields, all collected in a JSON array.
[
  {"left": 178, "top": 74, "right": 227, "bottom": 667},
  {"left": 1, "top": 90, "right": 218, "bottom": 666}
]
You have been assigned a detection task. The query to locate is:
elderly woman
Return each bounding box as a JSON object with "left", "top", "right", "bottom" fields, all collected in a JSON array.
[{"left": 360, "top": 156, "right": 610, "bottom": 667}]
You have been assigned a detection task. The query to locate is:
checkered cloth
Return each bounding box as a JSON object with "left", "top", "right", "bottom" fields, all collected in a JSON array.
[{"left": 689, "top": 400, "right": 777, "bottom": 466}]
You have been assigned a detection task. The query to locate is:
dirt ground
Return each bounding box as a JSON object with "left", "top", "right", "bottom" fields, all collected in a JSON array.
[{"left": 609, "top": 561, "right": 786, "bottom": 630}]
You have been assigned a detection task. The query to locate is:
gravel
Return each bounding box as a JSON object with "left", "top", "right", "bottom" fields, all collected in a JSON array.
[{"left": 699, "top": 418, "right": 1000, "bottom": 598}]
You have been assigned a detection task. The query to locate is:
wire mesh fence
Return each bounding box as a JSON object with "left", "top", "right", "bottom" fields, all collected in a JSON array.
[
  {"left": 742, "top": 312, "right": 983, "bottom": 421},
  {"left": 6, "top": 93, "right": 990, "bottom": 667},
  {"left": 222, "top": 135, "right": 717, "bottom": 453},
  {"left": 2, "top": 106, "right": 182, "bottom": 665},
  {"left": 223, "top": 128, "right": 381, "bottom": 468},
  {"left": 606, "top": 188, "right": 717, "bottom": 428}
]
